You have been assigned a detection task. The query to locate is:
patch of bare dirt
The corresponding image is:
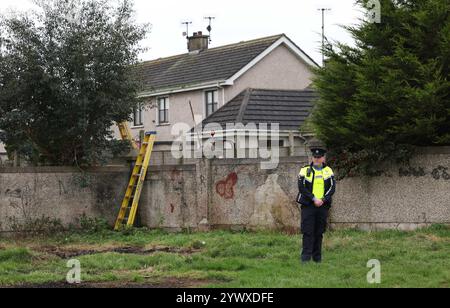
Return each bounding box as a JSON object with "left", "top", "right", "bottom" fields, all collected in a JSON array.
[
  {"left": 6, "top": 278, "right": 213, "bottom": 289},
  {"left": 36, "top": 245, "right": 201, "bottom": 259}
]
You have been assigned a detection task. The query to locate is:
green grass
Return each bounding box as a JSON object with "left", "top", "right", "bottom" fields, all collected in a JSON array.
[{"left": 0, "top": 226, "right": 449, "bottom": 288}]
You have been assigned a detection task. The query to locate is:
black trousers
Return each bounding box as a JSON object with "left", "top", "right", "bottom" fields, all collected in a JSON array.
[{"left": 301, "top": 205, "right": 329, "bottom": 262}]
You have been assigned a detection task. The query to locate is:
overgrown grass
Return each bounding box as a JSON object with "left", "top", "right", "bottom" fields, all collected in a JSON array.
[{"left": 0, "top": 226, "right": 449, "bottom": 288}]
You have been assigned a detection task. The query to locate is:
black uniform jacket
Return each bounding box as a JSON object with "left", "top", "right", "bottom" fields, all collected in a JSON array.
[{"left": 296, "top": 163, "right": 336, "bottom": 209}]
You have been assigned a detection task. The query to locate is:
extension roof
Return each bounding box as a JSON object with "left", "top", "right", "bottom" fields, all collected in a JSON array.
[{"left": 199, "top": 88, "right": 318, "bottom": 131}]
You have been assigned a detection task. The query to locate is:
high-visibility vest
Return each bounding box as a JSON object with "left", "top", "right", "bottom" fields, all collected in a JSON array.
[{"left": 299, "top": 166, "right": 334, "bottom": 200}]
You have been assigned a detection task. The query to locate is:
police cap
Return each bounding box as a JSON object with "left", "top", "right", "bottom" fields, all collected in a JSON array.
[{"left": 311, "top": 148, "right": 327, "bottom": 158}]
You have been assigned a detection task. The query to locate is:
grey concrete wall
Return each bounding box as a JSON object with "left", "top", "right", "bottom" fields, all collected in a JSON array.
[
  {"left": 208, "top": 158, "right": 303, "bottom": 232},
  {"left": 141, "top": 165, "right": 199, "bottom": 230},
  {"left": 331, "top": 147, "right": 450, "bottom": 231},
  {"left": 0, "top": 167, "right": 129, "bottom": 232},
  {"left": 0, "top": 148, "right": 449, "bottom": 232}
]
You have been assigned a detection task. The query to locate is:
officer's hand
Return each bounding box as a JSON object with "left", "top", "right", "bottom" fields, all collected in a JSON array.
[{"left": 314, "top": 199, "right": 324, "bottom": 207}]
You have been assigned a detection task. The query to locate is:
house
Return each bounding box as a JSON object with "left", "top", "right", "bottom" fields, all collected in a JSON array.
[{"left": 120, "top": 33, "right": 319, "bottom": 154}]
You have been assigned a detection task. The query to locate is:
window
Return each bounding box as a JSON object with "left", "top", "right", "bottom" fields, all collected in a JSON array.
[
  {"left": 133, "top": 104, "right": 143, "bottom": 127},
  {"left": 158, "top": 97, "right": 169, "bottom": 124},
  {"left": 205, "top": 90, "right": 218, "bottom": 116},
  {"left": 259, "top": 139, "right": 284, "bottom": 148}
]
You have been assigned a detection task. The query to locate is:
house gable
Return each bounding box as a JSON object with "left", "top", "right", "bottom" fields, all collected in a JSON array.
[
  {"left": 225, "top": 35, "right": 318, "bottom": 85},
  {"left": 225, "top": 43, "right": 315, "bottom": 101}
]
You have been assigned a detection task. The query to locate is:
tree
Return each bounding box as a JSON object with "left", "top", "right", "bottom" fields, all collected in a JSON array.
[
  {"left": 0, "top": 0, "right": 149, "bottom": 165},
  {"left": 311, "top": 0, "right": 450, "bottom": 177}
]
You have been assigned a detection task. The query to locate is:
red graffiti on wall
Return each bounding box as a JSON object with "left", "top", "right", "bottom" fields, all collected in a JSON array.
[{"left": 216, "top": 173, "right": 238, "bottom": 200}]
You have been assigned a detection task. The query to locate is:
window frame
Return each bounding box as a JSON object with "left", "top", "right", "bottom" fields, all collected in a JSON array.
[
  {"left": 205, "top": 89, "right": 219, "bottom": 117},
  {"left": 133, "top": 103, "right": 144, "bottom": 127},
  {"left": 157, "top": 97, "right": 170, "bottom": 125}
]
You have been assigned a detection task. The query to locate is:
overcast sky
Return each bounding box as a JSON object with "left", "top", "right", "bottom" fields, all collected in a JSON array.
[{"left": 0, "top": 0, "right": 366, "bottom": 65}]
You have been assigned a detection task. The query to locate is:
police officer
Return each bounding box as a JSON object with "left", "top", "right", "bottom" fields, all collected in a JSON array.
[{"left": 297, "top": 148, "right": 336, "bottom": 263}]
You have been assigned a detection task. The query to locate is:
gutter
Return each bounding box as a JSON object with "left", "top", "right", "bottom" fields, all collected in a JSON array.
[
  {"left": 186, "top": 129, "right": 305, "bottom": 139},
  {"left": 138, "top": 79, "right": 232, "bottom": 98}
]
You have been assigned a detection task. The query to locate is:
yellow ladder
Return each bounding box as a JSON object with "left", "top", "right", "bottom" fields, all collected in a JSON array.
[
  {"left": 114, "top": 131, "right": 157, "bottom": 230},
  {"left": 118, "top": 122, "right": 138, "bottom": 150}
]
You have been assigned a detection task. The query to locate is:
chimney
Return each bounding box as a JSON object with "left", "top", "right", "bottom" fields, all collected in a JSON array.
[{"left": 187, "top": 31, "right": 209, "bottom": 52}]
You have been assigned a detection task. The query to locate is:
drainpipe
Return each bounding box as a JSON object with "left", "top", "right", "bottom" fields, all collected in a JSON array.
[
  {"left": 289, "top": 132, "right": 295, "bottom": 157},
  {"left": 297, "top": 132, "right": 310, "bottom": 157},
  {"left": 13, "top": 151, "right": 19, "bottom": 167},
  {"left": 217, "top": 82, "right": 226, "bottom": 107}
]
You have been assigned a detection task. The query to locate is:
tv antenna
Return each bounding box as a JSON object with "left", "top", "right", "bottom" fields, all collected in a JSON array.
[
  {"left": 317, "top": 8, "right": 331, "bottom": 65},
  {"left": 204, "top": 16, "right": 215, "bottom": 42},
  {"left": 182, "top": 21, "right": 192, "bottom": 38}
]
